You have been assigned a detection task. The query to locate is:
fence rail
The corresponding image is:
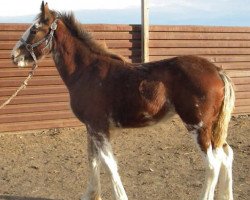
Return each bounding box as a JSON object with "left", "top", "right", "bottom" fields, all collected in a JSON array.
[{"left": 0, "top": 24, "right": 249, "bottom": 132}]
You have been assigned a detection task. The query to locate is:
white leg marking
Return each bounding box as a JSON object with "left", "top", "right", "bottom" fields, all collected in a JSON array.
[
  {"left": 187, "top": 121, "right": 204, "bottom": 148},
  {"left": 81, "top": 158, "right": 101, "bottom": 200},
  {"left": 97, "top": 138, "right": 128, "bottom": 200},
  {"left": 200, "top": 145, "right": 223, "bottom": 200},
  {"left": 186, "top": 121, "right": 204, "bottom": 131},
  {"left": 81, "top": 136, "right": 102, "bottom": 200},
  {"left": 191, "top": 130, "right": 198, "bottom": 143},
  {"left": 218, "top": 144, "right": 234, "bottom": 200}
]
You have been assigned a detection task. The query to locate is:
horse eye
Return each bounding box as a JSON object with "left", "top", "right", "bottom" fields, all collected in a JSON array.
[
  {"left": 30, "top": 27, "right": 38, "bottom": 34},
  {"left": 30, "top": 29, "right": 37, "bottom": 34}
]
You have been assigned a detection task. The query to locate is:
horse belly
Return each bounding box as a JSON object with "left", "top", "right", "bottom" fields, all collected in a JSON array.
[
  {"left": 110, "top": 101, "right": 175, "bottom": 129},
  {"left": 156, "top": 104, "right": 176, "bottom": 124}
]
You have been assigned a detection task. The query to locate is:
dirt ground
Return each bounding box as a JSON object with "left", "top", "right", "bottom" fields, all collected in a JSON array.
[{"left": 0, "top": 116, "right": 249, "bottom": 200}]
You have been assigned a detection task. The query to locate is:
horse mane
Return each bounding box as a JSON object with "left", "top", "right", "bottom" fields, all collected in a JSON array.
[{"left": 56, "top": 12, "right": 126, "bottom": 62}]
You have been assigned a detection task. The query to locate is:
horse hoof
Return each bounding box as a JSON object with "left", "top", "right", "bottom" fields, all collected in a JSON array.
[{"left": 80, "top": 194, "right": 102, "bottom": 200}]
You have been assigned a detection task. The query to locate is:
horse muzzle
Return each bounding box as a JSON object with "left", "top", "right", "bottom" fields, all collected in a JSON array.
[{"left": 11, "top": 52, "right": 28, "bottom": 68}]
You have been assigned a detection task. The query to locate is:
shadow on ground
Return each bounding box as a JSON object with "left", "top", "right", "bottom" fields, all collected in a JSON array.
[{"left": 0, "top": 195, "right": 59, "bottom": 200}]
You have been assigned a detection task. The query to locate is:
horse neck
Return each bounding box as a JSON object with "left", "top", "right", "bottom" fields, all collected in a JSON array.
[{"left": 52, "top": 20, "right": 95, "bottom": 85}]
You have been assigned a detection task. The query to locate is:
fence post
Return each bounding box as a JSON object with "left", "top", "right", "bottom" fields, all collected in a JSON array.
[{"left": 141, "top": 0, "right": 149, "bottom": 63}]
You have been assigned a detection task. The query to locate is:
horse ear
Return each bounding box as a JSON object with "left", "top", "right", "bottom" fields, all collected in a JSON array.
[
  {"left": 40, "top": 1, "right": 51, "bottom": 21},
  {"left": 40, "top": 1, "right": 45, "bottom": 11}
]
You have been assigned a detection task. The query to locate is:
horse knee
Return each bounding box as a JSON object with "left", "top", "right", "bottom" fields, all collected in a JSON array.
[
  {"left": 99, "top": 148, "right": 118, "bottom": 173},
  {"left": 206, "top": 161, "right": 221, "bottom": 179}
]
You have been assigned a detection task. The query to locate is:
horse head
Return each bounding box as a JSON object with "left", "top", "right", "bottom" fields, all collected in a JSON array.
[{"left": 11, "top": 1, "right": 57, "bottom": 67}]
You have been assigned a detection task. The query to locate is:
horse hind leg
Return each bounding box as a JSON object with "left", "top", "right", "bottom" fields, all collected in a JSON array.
[
  {"left": 215, "top": 70, "right": 234, "bottom": 200},
  {"left": 217, "top": 143, "right": 234, "bottom": 200},
  {"left": 190, "top": 125, "right": 223, "bottom": 200},
  {"left": 199, "top": 140, "right": 234, "bottom": 200},
  {"left": 200, "top": 144, "right": 224, "bottom": 200}
]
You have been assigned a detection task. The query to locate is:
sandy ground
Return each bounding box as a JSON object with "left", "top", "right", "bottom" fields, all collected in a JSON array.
[{"left": 0, "top": 116, "right": 249, "bottom": 200}]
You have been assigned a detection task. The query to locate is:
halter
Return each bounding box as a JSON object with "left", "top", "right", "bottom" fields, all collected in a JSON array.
[{"left": 20, "top": 17, "right": 58, "bottom": 64}]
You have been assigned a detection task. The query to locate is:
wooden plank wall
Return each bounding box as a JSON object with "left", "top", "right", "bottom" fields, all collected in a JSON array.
[{"left": 0, "top": 24, "right": 249, "bottom": 132}]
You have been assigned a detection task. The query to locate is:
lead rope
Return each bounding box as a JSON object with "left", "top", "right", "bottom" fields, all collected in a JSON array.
[
  {"left": 0, "top": 32, "right": 39, "bottom": 110},
  {"left": 0, "top": 63, "right": 38, "bottom": 109}
]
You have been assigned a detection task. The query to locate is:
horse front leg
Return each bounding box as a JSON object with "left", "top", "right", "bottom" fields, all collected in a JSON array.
[
  {"left": 86, "top": 125, "right": 128, "bottom": 200},
  {"left": 81, "top": 134, "right": 102, "bottom": 200},
  {"left": 98, "top": 139, "right": 128, "bottom": 200}
]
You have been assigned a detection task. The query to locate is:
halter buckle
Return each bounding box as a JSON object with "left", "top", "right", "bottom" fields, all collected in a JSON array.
[
  {"left": 51, "top": 20, "right": 58, "bottom": 31},
  {"left": 25, "top": 44, "right": 33, "bottom": 52}
]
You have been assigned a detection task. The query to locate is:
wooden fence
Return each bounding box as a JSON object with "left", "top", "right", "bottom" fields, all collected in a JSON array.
[{"left": 0, "top": 24, "right": 249, "bottom": 132}]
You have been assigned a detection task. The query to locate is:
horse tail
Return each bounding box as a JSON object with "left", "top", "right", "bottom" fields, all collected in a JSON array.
[{"left": 213, "top": 70, "right": 235, "bottom": 148}]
